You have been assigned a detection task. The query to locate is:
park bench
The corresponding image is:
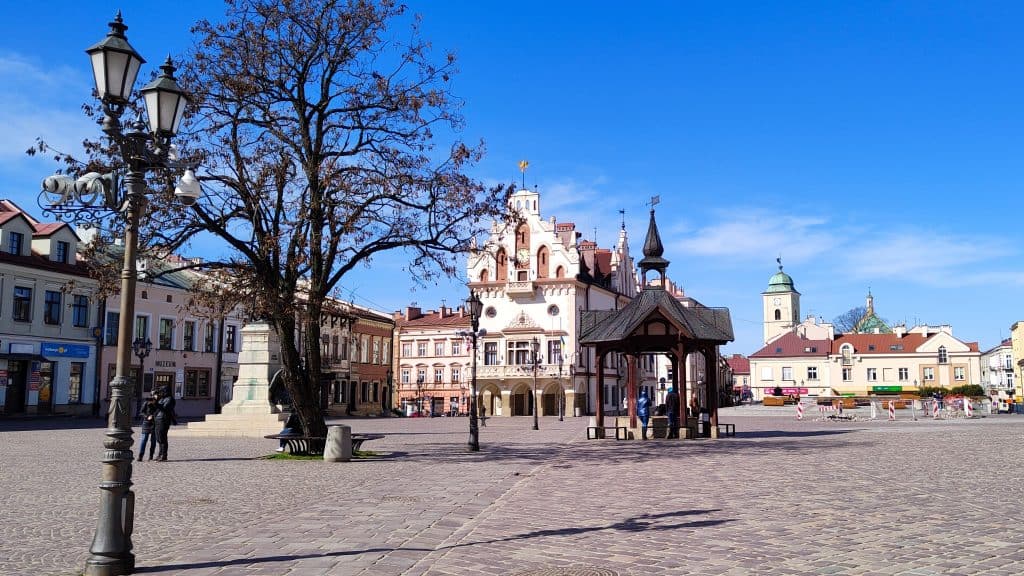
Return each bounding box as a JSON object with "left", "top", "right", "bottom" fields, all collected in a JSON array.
[
  {"left": 586, "top": 426, "right": 628, "bottom": 440},
  {"left": 351, "top": 433, "right": 385, "bottom": 452},
  {"left": 264, "top": 434, "right": 326, "bottom": 456}
]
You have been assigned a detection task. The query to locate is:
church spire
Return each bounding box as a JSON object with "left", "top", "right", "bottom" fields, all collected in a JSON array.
[{"left": 638, "top": 206, "right": 669, "bottom": 288}]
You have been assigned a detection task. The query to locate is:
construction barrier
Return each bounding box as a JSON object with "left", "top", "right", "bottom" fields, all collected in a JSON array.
[
  {"left": 888, "top": 400, "right": 895, "bottom": 421},
  {"left": 796, "top": 402, "right": 804, "bottom": 420},
  {"left": 965, "top": 399, "right": 973, "bottom": 418}
]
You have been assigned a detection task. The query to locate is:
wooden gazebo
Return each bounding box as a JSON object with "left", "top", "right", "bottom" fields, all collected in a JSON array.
[{"left": 579, "top": 208, "right": 734, "bottom": 438}]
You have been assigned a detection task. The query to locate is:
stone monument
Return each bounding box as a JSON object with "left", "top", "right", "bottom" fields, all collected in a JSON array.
[{"left": 176, "top": 321, "right": 287, "bottom": 438}]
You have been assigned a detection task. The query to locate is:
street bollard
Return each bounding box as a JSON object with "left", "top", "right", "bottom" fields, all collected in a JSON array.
[{"left": 324, "top": 425, "right": 352, "bottom": 462}]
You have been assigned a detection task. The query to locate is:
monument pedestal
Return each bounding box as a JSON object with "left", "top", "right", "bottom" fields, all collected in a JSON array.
[{"left": 175, "top": 322, "right": 286, "bottom": 438}]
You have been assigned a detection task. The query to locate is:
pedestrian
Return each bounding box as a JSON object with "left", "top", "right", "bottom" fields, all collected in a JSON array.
[
  {"left": 480, "top": 404, "right": 487, "bottom": 426},
  {"left": 665, "top": 386, "right": 680, "bottom": 438},
  {"left": 637, "top": 388, "right": 651, "bottom": 439},
  {"left": 276, "top": 412, "right": 303, "bottom": 452},
  {"left": 137, "top": 396, "right": 157, "bottom": 461},
  {"left": 153, "top": 387, "right": 178, "bottom": 461},
  {"left": 689, "top": 393, "right": 699, "bottom": 418}
]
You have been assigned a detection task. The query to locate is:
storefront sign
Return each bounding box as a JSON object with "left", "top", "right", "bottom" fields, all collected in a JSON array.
[
  {"left": 871, "top": 386, "right": 902, "bottom": 393},
  {"left": 155, "top": 360, "right": 176, "bottom": 367},
  {"left": 41, "top": 342, "right": 91, "bottom": 358},
  {"left": 781, "top": 387, "right": 808, "bottom": 395}
]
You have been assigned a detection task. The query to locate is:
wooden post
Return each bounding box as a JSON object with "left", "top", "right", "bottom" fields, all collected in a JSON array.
[
  {"left": 596, "top": 350, "right": 605, "bottom": 429},
  {"left": 707, "top": 346, "right": 719, "bottom": 438},
  {"left": 627, "top": 355, "right": 638, "bottom": 430}
]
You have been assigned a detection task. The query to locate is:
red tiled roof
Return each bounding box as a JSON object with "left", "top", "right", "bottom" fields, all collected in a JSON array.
[
  {"left": 750, "top": 332, "right": 830, "bottom": 358},
  {"left": 832, "top": 333, "right": 927, "bottom": 354},
  {"left": 32, "top": 222, "right": 69, "bottom": 237},
  {"left": 594, "top": 250, "right": 612, "bottom": 275},
  {"left": 0, "top": 211, "right": 24, "bottom": 226},
  {"left": 397, "top": 311, "right": 471, "bottom": 329},
  {"left": 726, "top": 354, "right": 750, "bottom": 374}
]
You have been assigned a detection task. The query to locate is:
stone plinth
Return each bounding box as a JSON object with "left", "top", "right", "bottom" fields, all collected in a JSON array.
[{"left": 177, "top": 321, "right": 286, "bottom": 438}]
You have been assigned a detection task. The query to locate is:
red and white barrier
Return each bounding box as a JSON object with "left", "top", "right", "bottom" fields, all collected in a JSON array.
[
  {"left": 796, "top": 402, "right": 804, "bottom": 420},
  {"left": 888, "top": 400, "right": 895, "bottom": 421},
  {"left": 964, "top": 398, "right": 973, "bottom": 418},
  {"left": 932, "top": 401, "right": 940, "bottom": 419}
]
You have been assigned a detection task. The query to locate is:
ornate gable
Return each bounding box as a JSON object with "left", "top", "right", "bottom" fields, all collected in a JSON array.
[{"left": 503, "top": 310, "right": 541, "bottom": 333}]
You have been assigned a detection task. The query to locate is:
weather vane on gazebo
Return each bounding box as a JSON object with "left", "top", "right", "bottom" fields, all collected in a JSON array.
[{"left": 518, "top": 159, "right": 529, "bottom": 189}]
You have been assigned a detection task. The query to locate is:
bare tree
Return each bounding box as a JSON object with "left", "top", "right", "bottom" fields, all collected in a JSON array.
[{"left": 832, "top": 306, "right": 866, "bottom": 334}]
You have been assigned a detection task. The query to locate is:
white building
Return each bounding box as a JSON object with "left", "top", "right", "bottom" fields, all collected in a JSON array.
[
  {"left": 980, "top": 338, "right": 1014, "bottom": 399},
  {"left": 466, "top": 188, "right": 637, "bottom": 417}
]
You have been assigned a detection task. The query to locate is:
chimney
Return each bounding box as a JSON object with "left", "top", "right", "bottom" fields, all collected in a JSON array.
[{"left": 404, "top": 306, "right": 421, "bottom": 321}]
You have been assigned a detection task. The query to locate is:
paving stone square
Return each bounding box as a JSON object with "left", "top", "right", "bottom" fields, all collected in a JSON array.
[{"left": 2, "top": 408, "right": 1022, "bottom": 576}]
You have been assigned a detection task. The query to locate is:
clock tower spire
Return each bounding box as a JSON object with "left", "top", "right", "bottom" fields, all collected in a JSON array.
[{"left": 761, "top": 258, "right": 801, "bottom": 344}]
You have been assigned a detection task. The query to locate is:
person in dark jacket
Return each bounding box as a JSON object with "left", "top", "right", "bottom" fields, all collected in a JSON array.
[
  {"left": 665, "top": 387, "right": 680, "bottom": 438},
  {"left": 153, "top": 387, "right": 177, "bottom": 461},
  {"left": 637, "top": 389, "right": 651, "bottom": 440},
  {"left": 276, "top": 412, "right": 303, "bottom": 452},
  {"left": 137, "top": 396, "right": 157, "bottom": 461}
]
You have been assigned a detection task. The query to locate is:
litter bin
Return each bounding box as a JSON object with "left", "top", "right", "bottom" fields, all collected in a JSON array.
[
  {"left": 700, "top": 408, "right": 711, "bottom": 438},
  {"left": 324, "top": 425, "right": 352, "bottom": 462}
]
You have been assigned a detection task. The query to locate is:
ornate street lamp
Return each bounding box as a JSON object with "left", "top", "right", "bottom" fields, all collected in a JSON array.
[
  {"left": 557, "top": 352, "right": 564, "bottom": 422},
  {"left": 131, "top": 337, "right": 152, "bottom": 417},
  {"left": 531, "top": 336, "right": 540, "bottom": 431},
  {"left": 39, "top": 13, "right": 199, "bottom": 576},
  {"left": 463, "top": 291, "right": 485, "bottom": 451},
  {"left": 416, "top": 375, "right": 425, "bottom": 416}
]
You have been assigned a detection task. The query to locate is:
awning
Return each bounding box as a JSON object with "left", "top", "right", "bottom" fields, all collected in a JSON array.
[{"left": 0, "top": 353, "right": 50, "bottom": 362}]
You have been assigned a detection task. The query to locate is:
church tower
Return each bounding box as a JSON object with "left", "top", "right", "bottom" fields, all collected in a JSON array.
[{"left": 762, "top": 259, "right": 801, "bottom": 344}]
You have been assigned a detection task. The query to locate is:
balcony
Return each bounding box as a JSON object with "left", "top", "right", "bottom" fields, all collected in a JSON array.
[
  {"left": 506, "top": 280, "right": 534, "bottom": 296},
  {"left": 477, "top": 364, "right": 550, "bottom": 380}
]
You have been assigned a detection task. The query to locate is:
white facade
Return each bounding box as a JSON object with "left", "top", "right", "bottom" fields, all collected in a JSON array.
[
  {"left": 980, "top": 339, "right": 1014, "bottom": 398},
  {"left": 466, "top": 188, "right": 636, "bottom": 417}
]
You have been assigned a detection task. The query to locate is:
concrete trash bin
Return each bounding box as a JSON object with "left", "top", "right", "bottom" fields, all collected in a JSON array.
[{"left": 324, "top": 425, "right": 352, "bottom": 462}]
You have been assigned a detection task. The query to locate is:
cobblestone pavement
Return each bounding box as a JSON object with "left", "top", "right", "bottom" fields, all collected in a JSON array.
[{"left": 2, "top": 408, "right": 1023, "bottom": 576}]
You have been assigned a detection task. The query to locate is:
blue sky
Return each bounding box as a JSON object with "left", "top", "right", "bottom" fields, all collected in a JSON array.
[{"left": 3, "top": 1, "right": 1023, "bottom": 356}]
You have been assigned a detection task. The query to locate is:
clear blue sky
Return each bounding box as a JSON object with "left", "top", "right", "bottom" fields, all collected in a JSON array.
[{"left": 3, "top": 1, "right": 1023, "bottom": 356}]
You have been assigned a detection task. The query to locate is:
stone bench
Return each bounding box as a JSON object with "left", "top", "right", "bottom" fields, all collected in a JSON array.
[
  {"left": 264, "top": 434, "right": 326, "bottom": 455},
  {"left": 351, "top": 433, "right": 385, "bottom": 452}
]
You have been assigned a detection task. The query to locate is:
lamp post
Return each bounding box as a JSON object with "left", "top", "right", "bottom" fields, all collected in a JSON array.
[
  {"left": 463, "top": 291, "right": 485, "bottom": 451},
  {"left": 131, "top": 337, "right": 152, "bottom": 417},
  {"left": 531, "top": 336, "right": 540, "bottom": 431},
  {"left": 384, "top": 368, "right": 392, "bottom": 417},
  {"left": 416, "top": 375, "right": 425, "bottom": 416},
  {"left": 558, "top": 353, "right": 564, "bottom": 421},
  {"left": 37, "top": 13, "right": 198, "bottom": 576}
]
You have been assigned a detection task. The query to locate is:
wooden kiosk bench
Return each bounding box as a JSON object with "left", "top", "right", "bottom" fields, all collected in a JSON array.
[{"left": 587, "top": 426, "right": 628, "bottom": 440}]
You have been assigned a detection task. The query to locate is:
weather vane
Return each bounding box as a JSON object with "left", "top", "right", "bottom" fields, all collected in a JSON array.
[
  {"left": 648, "top": 195, "right": 660, "bottom": 211},
  {"left": 619, "top": 208, "right": 626, "bottom": 230},
  {"left": 518, "top": 159, "right": 529, "bottom": 189}
]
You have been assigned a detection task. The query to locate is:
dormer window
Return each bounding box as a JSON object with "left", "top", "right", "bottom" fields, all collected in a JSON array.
[
  {"left": 55, "top": 241, "right": 69, "bottom": 264},
  {"left": 938, "top": 346, "right": 948, "bottom": 364},
  {"left": 8, "top": 231, "right": 23, "bottom": 255}
]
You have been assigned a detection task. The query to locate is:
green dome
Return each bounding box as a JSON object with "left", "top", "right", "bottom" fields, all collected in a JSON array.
[{"left": 765, "top": 267, "right": 795, "bottom": 293}]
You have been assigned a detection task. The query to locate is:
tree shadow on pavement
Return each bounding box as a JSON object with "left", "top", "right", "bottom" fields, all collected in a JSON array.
[{"left": 134, "top": 509, "right": 729, "bottom": 573}]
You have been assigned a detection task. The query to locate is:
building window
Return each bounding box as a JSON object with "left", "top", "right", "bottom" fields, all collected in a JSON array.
[
  {"left": 225, "top": 325, "right": 237, "bottom": 353},
  {"left": 417, "top": 342, "right": 428, "bottom": 356},
  {"left": 806, "top": 366, "right": 818, "bottom": 380},
  {"left": 954, "top": 366, "right": 965, "bottom": 381},
  {"left": 44, "top": 290, "right": 62, "bottom": 325},
  {"left": 105, "top": 311, "right": 119, "bottom": 345},
  {"left": 882, "top": 368, "right": 893, "bottom": 382},
  {"left": 452, "top": 368, "right": 461, "bottom": 383},
  {"left": 402, "top": 342, "right": 412, "bottom": 357},
  {"left": 401, "top": 369, "right": 410, "bottom": 384},
  {"left": 55, "top": 240, "right": 69, "bottom": 263},
  {"left": 71, "top": 295, "right": 89, "bottom": 327},
  {"left": 159, "top": 318, "right": 175, "bottom": 349},
  {"left": 68, "top": 362, "right": 85, "bottom": 403},
  {"left": 898, "top": 367, "right": 909, "bottom": 382},
  {"left": 360, "top": 335, "right": 369, "bottom": 363},
  {"left": 154, "top": 373, "right": 173, "bottom": 396},
  {"left": 383, "top": 340, "right": 390, "bottom": 364},
  {"left": 10, "top": 286, "right": 30, "bottom": 322},
  {"left": 867, "top": 368, "right": 878, "bottom": 381},
  {"left": 373, "top": 338, "right": 381, "bottom": 364},
  {"left": 434, "top": 368, "right": 443, "bottom": 383},
  {"left": 1005, "top": 355, "right": 1013, "bottom": 370},
  {"left": 341, "top": 337, "right": 350, "bottom": 360},
  {"left": 204, "top": 323, "right": 215, "bottom": 352},
  {"left": 331, "top": 335, "right": 340, "bottom": 361},
  {"left": 361, "top": 381, "right": 369, "bottom": 402},
  {"left": 183, "top": 321, "right": 195, "bottom": 351},
  {"left": 760, "top": 367, "right": 772, "bottom": 380},
  {"left": 923, "top": 367, "right": 935, "bottom": 381},
  {"left": 508, "top": 341, "right": 534, "bottom": 365},
  {"left": 184, "top": 369, "right": 211, "bottom": 398},
  {"left": 8, "top": 231, "right": 23, "bottom": 255},
  {"left": 1008, "top": 372, "right": 1015, "bottom": 387},
  {"left": 937, "top": 346, "right": 948, "bottom": 364},
  {"left": 548, "top": 341, "right": 563, "bottom": 364},
  {"left": 434, "top": 341, "right": 445, "bottom": 356},
  {"left": 484, "top": 342, "right": 498, "bottom": 365},
  {"left": 781, "top": 367, "right": 793, "bottom": 381},
  {"left": 372, "top": 383, "right": 379, "bottom": 402},
  {"left": 774, "top": 309, "right": 781, "bottom": 320},
  {"left": 842, "top": 367, "right": 852, "bottom": 381},
  {"left": 135, "top": 315, "right": 149, "bottom": 341},
  {"left": 451, "top": 340, "right": 462, "bottom": 356}
]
